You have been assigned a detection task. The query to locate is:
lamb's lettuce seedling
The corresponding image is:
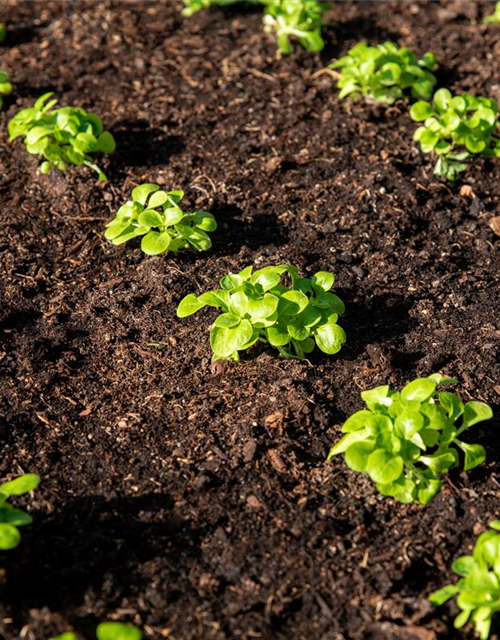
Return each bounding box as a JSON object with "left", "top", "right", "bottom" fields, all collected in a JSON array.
[
  {"left": 182, "top": 0, "right": 331, "bottom": 54},
  {"left": 8, "top": 92, "right": 116, "bottom": 180},
  {"left": 261, "top": 0, "right": 332, "bottom": 54},
  {"left": 0, "top": 473, "right": 40, "bottom": 550},
  {"left": 484, "top": 1, "right": 500, "bottom": 23},
  {"left": 429, "top": 521, "right": 500, "bottom": 639},
  {"left": 410, "top": 88, "right": 500, "bottom": 181},
  {"left": 177, "top": 264, "right": 346, "bottom": 362},
  {"left": 328, "top": 374, "right": 492, "bottom": 505},
  {"left": 104, "top": 184, "right": 217, "bottom": 256},
  {"left": 49, "top": 622, "right": 142, "bottom": 640},
  {"left": 330, "top": 41, "right": 437, "bottom": 104},
  {"left": 0, "top": 70, "right": 12, "bottom": 110}
]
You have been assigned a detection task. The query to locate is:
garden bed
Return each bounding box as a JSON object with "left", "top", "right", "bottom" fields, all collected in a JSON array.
[{"left": 0, "top": 1, "right": 499, "bottom": 638}]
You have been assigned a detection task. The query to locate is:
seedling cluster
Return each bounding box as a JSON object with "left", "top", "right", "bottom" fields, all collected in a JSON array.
[
  {"left": 328, "top": 374, "right": 492, "bottom": 504},
  {"left": 178, "top": 265, "right": 345, "bottom": 361},
  {"left": 0, "top": 474, "right": 39, "bottom": 550},
  {"left": 105, "top": 184, "right": 217, "bottom": 255},
  {"left": 331, "top": 42, "right": 437, "bottom": 104},
  {"left": 410, "top": 89, "right": 500, "bottom": 181},
  {"left": 429, "top": 521, "right": 500, "bottom": 640},
  {"left": 8, "top": 92, "right": 116, "bottom": 180},
  {"left": 182, "top": 0, "right": 332, "bottom": 54}
]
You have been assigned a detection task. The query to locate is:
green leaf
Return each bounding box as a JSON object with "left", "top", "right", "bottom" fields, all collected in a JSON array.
[
  {"left": 210, "top": 319, "right": 253, "bottom": 359},
  {"left": 394, "top": 410, "right": 424, "bottom": 439},
  {"left": 452, "top": 555, "right": 478, "bottom": 577},
  {"left": 365, "top": 449, "right": 404, "bottom": 484},
  {"left": 246, "top": 294, "right": 279, "bottom": 320},
  {"left": 177, "top": 294, "right": 205, "bottom": 318},
  {"left": 417, "top": 479, "right": 442, "bottom": 504},
  {"left": 141, "top": 231, "right": 171, "bottom": 255},
  {"left": 0, "top": 474, "right": 40, "bottom": 497},
  {"left": 279, "top": 290, "right": 309, "bottom": 316},
  {"left": 0, "top": 507, "right": 32, "bottom": 526},
  {"left": 0, "top": 523, "right": 21, "bottom": 549},
  {"left": 342, "top": 410, "right": 372, "bottom": 433},
  {"left": 361, "top": 385, "right": 390, "bottom": 407},
  {"left": 266, "top": 324, "right": 290, "bottom": 347},
  {"left": 96, "top": 131, "right": 116, "bottom": 153},
  {"left": 457, "top": 442, "right": 486, "bottom": 471},
  {"left": 194, "top": 211, "right": 217, "bottom": 232},
  {"left": 287, "top": 320, "right": 310, "bottom": 342},
  {"left": 420, "top": 451, "right": 457, "bottom": 474},
  {"left": 344, "top": 441, "right": 375, "bottom": 472},
  {"left": 138, "top": 209, "right": 164, "bottom": 229},
  {"left": 252, "top": 266, "right": 284, "bottom": 291},
  {"left": 132, "top": 183, "right": 159, "bottom": 205},
  {"left": 461, "top": 401, "right": 493, "bottom": 428},
  {"left": 328, "top": 430, "right": 370, "bottom": 456},
  {"left": 428, "top": 584, "right": 459, "bottom": 606},
  {"left": 48, "top": 633, "right": 79, "bottom": 640},
  {"left": 410, "top": 101, "right": 434, "bottom": 121},
  {"left": 147, "top": 190, "right": 170, "bottom": 209},
  {"left": 311, "top": 271, "right": 335, "bottom": 292},
  {"left": 314, "top": 322, "right": 346, "bottom": 355},
  {"left": 439, "top": 392, "right": 464, "bottom": 422},
  {"left": 96, "top": 622, "right": 142, "bottom": 640},
  {"left": 433, "top": 88, "right": 452, "bottom": 112},
  {"left": 213, "top": 313, "right": 240, "bottom": 329},
  {"left": 401, "top": 378, "right": 436, "bottom": 402}
]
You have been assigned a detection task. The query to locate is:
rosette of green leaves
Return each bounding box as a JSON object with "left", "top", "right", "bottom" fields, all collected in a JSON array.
[
  {"left": 177, "top": 264, "right": 346, "bottom": 362},
  {"left": 0, "top": 70, "right": 12, "bottom": 110},
  {"left": 261, "top": 0, "right": 331, "bottom": 54},
  {"left": 0, "top": 473, "right": 40, "bottom": 550},
  {"left": 410, "top": 88, "right": 500, "bottom": 181},
  {"left": 330, "top": 41, "right": 437, "bottom": 104},
  {"left": 484, "top": 1, "right": 500, "bottom": 23},
  {"left": 8, "top": 92, "right": 116, "bottom": 180},
  {"left": 49, "top": 622, "right": 142, "bottom": 640},
  {"left": 328, "top": 374, "right": 492, "bottom": 505},
  {"left": 182, "top": 0, "right": 244, "bottom": 16},
  {"left": 429, "top": 521, "right": 500, "bottom": 639},
  {"left": 104, "top": 184, "right": 217, "bottom": 256}
]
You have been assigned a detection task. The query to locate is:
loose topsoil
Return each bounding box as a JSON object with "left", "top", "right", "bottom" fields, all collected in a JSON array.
[{"left": 0, "top": 1, "right": 499, "bottom": 639}]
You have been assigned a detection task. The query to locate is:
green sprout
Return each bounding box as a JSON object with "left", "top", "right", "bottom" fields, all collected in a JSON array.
[
  {"left": 484, "top": 1, "right": 500, "bottom": 23},
  {"left": 104, "top": 184, "right": 217, "bottom": 256},
  {"left": 182, "top": 0, "right": 331, "bottom": 54},
  {"left": 328, "top": 374, "right": 492, "bottom": 505},
  {"left": 429, "top": 521, "right": 500, "bottom": 639},
  {"left": 0, "top": 70, "right": 12, "bottom": 110},
  {"left": 330, "top": 41, "right": 437, "bottom": 104},
  {"left": 177, "top": 264, "right": 346, "bottom": 362},
  {"left": 8, "top": 92, "right": 116, "bottom": 181},
  {"left": 410, "top": 88, "right": 500, "bottom": 181},
  {"left": 261, "top": 0, "right": 332, "bottom": 54},
  {"left": 0, "top": 474, "right": 40, "bottom": 550},
  {"left": 49, "top": 622, "right": 142, "bottom": 640}
]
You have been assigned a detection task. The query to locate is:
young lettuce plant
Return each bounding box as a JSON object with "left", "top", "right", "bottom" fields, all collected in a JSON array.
[
  {"left": 261, "top": 0, "right": 332, "bottom": 54},
  {"left": 330, "top": 41, "right": 437, "bottom": 104},
  {"left": 484, "top": 1, "right": 500, "bottom": 23},
  {"left": 328, "top": 374, "right": 492, "bottom": 505},
  {"left": 8, "top": 92, "right": 116, "bottom": 180},
  {"left": 0, "top": 474, "right": 40, "bottom": 550},
  {"left": 410, "top": 88, "right": 500, "bottom": 181},
  {"left": 177, "top": 265, "right": 346, "bottom": 362},
  {"left": 49, "top": 622, "right": 142, "bottom": 640},
  {"left": 429, "top": 521, "right": 500, "bottom": 639},
  {"left": 0, "top": 70, "right": 12, "bottom": 110},
  {"left": 104, "top": 184, "right": 217, "bottom": 255}
]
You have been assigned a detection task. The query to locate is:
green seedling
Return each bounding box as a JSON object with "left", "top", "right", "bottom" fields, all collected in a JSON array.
[
  {"left": 182, "top": 0, "right": 331, "bottom": 54},
  {"left": 410, "top": 88, "right": 500, "bottom": 181},
  {"left": 0, "top": 70, "right": 12, "bottom": 110},
  {"left": 330, "top": 41, "right": 437, "bottom": 104},
  {"left": 0, "top": 474, "right": 40, "bottom": 550},
  {"left": 49, "top": 622, "right": 142, "bottom": 640},
  {"left": 177, "top": 264, "right": 346, "bottom": 362},
  {"left": 328, "top": 374, "right": 492, "bottom": 505},
  {"left": 262, "top": 0, "right": 332, "bottom": 54},
  {"left": 429, "top": 521, "right": 500, "bottom": 639},
  {"left": 484, "top": 1, "right": 500, "bottom": 23},
  {"left": 104, "top": 184, "right": 217, "bottom": 255},
  {"left": 182, "top": 0, "right": 243, "bottom": 16},
  {"left": 8, "top": 92, "right": 116, "bottom": 180}
]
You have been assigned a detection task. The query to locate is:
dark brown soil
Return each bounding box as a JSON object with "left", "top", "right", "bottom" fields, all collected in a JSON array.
[{"left": 0, "top": 1, "right": 499, "bottom": 639}]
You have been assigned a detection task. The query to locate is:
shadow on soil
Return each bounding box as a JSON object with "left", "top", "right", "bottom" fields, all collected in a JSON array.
[
  {"left": 111, "top": 119, "right": 184, "bottom": 169},
  {"left": 0, "top": 493, "right": 201, "bottom": 615}
]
